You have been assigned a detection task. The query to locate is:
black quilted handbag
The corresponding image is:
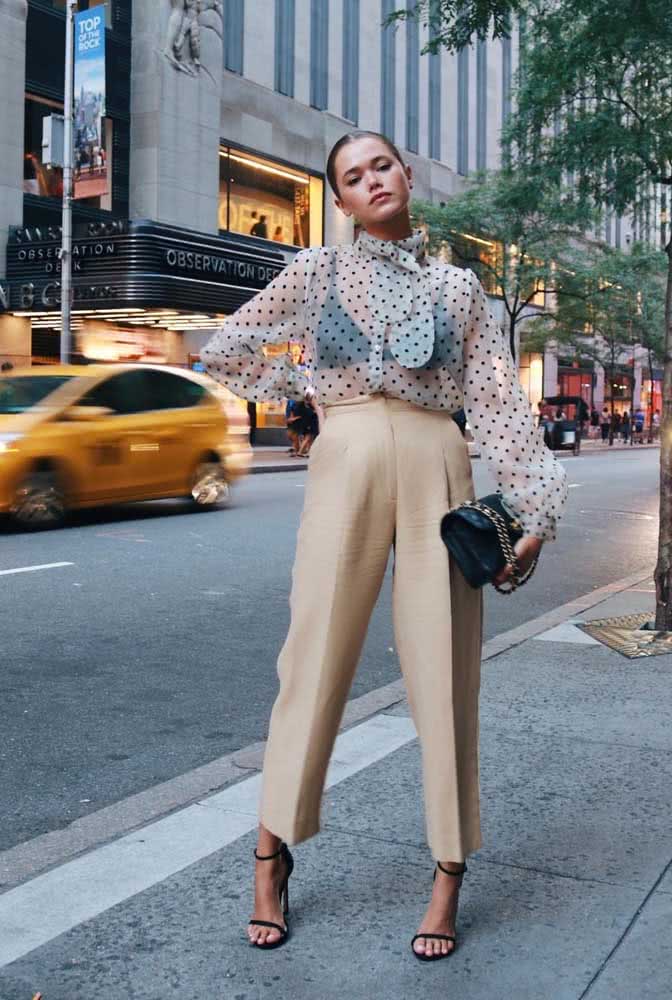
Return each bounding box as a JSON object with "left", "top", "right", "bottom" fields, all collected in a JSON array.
[{"left": 440, "top": 493, "right": 538, "bottom": 595}]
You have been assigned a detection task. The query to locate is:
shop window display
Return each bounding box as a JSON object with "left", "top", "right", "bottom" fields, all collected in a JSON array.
[{"left": 219, "top": 146, "right": 323, "bottom": 248}]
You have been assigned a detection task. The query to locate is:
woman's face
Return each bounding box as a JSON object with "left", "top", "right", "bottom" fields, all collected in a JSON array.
[{"left": 333, "top": 136, "right": 413, "bottom": 228}]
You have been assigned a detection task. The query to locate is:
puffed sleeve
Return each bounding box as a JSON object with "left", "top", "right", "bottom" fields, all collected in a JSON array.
[
  {"left": 462, "top": 270, "right": 568, "bottom": 541},
  {"left": 201, "top": 248, "right": 314, "bottom": 402}
]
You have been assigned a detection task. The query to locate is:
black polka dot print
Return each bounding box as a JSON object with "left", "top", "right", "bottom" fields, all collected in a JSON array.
[{"left": 201, "top": 230, "right": 568, "bottom": 540}]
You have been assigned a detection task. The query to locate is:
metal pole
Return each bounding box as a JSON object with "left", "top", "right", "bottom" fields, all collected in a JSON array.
[{"left": 60, "top": 0, "right": 77, "bottom": 364}]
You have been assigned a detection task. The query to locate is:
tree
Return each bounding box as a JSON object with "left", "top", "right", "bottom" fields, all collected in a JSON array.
[
  {"left": 388, "top": 1, "right": 521, "bottom": 52},
  {"left": 411, "top": 168, "right": 594, "bottom": 359},
  {"left": 524, "top": 242, "right": 666, "bottom": 446},
  {"left": 508, "top": 0, "right": 672, "bottom": 628}
]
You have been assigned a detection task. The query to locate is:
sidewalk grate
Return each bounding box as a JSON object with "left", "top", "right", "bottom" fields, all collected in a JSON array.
[{"left": 578, "top": 612, "right": 672, "bottom": 658}]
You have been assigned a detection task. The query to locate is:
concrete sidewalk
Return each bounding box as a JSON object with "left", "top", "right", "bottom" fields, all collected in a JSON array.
[
  {"left": 250, "top": 439, "right": 660, "bottom": 473},
  {"left": 1, "top": 576, "right": 670, "bottom": 999}
]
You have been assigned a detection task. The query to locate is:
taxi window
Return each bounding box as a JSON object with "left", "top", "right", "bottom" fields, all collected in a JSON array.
[
  {"left": 79, "top": 370, "right": 206, "bottom": 414},
  {"left": 0, "top": 375, "right": 73, "bottom": 413},
  {"left": 142, "top": 371, "right": 207, "bottom": 410}
]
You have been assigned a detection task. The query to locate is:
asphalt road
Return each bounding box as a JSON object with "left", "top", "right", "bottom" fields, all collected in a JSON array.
[{"left": 1, "top": 448, "right": 661, "bottom": 853}]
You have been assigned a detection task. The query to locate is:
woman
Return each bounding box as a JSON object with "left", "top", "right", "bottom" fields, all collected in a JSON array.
[{"left": 202, "top": 131, "right": 567, "bottom": 961}]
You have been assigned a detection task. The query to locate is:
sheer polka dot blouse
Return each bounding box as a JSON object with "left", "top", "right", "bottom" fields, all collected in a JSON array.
[{"left": 202, "top": 229, "right": 567, "bottom": 540}]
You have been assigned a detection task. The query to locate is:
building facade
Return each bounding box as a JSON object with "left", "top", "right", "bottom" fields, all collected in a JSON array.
[{"left": 1, "top": 1, "right": 658, "bottom": 435}]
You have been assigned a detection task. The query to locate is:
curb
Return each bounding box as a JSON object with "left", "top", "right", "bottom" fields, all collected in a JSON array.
[{"left": 251, "top": 462, "right": 308, "bottom": 474}]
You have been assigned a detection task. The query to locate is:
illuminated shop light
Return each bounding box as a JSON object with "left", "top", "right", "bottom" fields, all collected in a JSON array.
[{"left": 222, "top": 150, "right": 310, "bottom": 186}]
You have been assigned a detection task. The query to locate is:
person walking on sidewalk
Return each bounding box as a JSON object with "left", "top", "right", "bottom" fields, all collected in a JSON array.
[
  {"left": 201, "top": 131, "right": 567, "bottom": 962},
  {"left": 601, "top": 406, "right": 611, "bottom": 442}
]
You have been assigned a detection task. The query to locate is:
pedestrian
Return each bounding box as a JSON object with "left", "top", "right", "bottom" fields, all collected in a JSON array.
[
  {"left": 621, "top": 410, "right": 631, "bottom": 442},
  {"left": 601, "top": 406, "right": 610, "bottom": 442},
  {"left": 273, "top": 225, "right": 285, "bottom": 243},
  {"left": 652, "top": 409, "right": 661, "bottom": 438},
  {"left": 202, "top": 130, "right": 568, "bottom": 961},
  {"left": 295, "top": 396, "right": 319, "bottom": 456},
  {"left": 251, "top": 214, "right": 268, "bottom": 239},
  {"left": 633, "top": 407, "right": 645, "bottom": 443},
  {"left": 285, "top": 398, "right": 302, "bottom": 454},
  {"left": 247, "top": 401, "right": 257, "bottom": 446},
  {"left": 612, "top": 411, "right": 622, "bottom": 440}
]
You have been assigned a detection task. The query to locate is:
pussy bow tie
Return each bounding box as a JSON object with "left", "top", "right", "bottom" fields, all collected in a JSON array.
[{"left": 356, "top": 229, "right": 435, "bottom": 369}]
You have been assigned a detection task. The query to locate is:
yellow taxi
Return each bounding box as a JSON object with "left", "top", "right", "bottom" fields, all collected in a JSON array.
[{"left": 0, "top": 364, "right": 250, "bottom": 528}]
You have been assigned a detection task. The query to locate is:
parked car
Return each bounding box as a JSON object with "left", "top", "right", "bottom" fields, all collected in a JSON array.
[{"left": 0, "top": 364, "right": 250, "bottom": 528}]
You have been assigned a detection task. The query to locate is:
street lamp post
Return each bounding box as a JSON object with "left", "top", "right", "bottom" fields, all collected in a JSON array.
[{"left": 60, "top": 0, "right": 77, "bottom": 364}]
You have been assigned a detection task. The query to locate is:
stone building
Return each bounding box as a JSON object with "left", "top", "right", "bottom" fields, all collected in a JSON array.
[{"left": 0, "top": 1, "right": 660, "bottom": 432}]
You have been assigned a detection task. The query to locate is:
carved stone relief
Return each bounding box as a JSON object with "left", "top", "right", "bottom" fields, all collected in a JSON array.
[{"left": 162, "top": 0, "right": 223, "bottom": 82}]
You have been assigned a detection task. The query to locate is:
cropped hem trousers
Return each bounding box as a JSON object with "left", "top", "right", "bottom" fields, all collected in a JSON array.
[{"left": 260, "top": 395, "right": 483, "bottom": 861}]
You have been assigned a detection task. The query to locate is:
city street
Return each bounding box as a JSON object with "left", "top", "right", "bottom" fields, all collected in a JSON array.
[
  {"left": 1, "top": 446, "right": 670, "bottom": 999},
  {"left": 2, "top": 448, "right": 660, "bottom": 854}
]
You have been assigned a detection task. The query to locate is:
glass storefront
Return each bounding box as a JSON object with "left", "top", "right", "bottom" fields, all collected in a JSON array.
[
  {"left": 558, "top": 369, "right": 593, "bottom": 406},
  {"left": 218, "top": 146, "right": 324, "bottom": 248},
  {"left": 518, "top": 351, "right": 544, "bottom": 411}
]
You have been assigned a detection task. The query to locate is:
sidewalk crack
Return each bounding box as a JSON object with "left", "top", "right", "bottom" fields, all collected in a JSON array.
[{"left": 577, "top": 855, "right": 672, "bottom": 999}]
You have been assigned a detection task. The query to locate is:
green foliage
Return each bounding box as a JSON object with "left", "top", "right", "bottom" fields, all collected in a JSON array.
[
  {"left": 387, "top": 0, "right": 522, "bottom": 53},
  {"left": 411, "top": 168, "right": 595, "bottom": 354},
  {"left": 524, "top": 242, "right": 666, "bottom": 375},
  {"left": 510, "top": 0, "right": 672, "bottom": 217}
]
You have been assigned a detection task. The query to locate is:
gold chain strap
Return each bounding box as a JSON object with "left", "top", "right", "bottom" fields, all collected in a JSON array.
[{"left": 461, "top": 501, "right": 539, "bottom": 596}]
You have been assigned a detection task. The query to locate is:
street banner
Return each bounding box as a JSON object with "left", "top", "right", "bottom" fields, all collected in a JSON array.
[{"left": 73, "top": 8, "right": 107, "bottom": 200}]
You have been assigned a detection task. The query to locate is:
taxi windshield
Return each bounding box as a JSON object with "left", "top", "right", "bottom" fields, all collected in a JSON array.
[{"left": 0, "top": 376, "right": 74, "bottom": 414}]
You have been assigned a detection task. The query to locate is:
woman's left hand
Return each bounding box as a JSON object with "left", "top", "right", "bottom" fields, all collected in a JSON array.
[{"left": 493, "top": 536, "right": 543, "bottom": 587}]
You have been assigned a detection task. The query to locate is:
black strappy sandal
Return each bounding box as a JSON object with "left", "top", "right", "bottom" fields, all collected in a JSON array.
[
  {"left": 411, "top": 862, "right": 467, "bottom": 963},
  {"left": 248, "top": 843, "right": 295, "bottom": 950}
]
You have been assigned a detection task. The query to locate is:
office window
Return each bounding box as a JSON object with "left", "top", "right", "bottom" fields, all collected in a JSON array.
[
  {"left": 476, "top": 40, "right": 487, "bottom": 170},
  {"left": 501, "top": 34, "right": 512, "bottom": 128},
  {"left": 310, "top": 0, "right": 329, "bottom": 110},
  {"left": 381, "top": 0, "right": 396, "bottom": 140},
  {"left": 219, "top": 145, "right": 324, "bottom": 248},
  {"left": 275, "top": 0, "right": 295, "bottom": 97},
  {"left": 457, "top": 47, "right": 469, "bottom": 175},
  {"left": 428, "top": 12, "right": 441, "bottom": 159},
  {"left": 342, "top": 0, "right": 360, "bottom": 123},
  {"left": 405, "top": 1, "right": 419, "bottom": 153},
  {"left": 225, "top": 0, "right": 244, "bottom": 75}
]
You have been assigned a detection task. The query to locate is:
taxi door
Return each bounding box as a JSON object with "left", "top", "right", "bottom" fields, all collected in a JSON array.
[{"left": 66, "top": 370, "right": 172, "bottom": 501}]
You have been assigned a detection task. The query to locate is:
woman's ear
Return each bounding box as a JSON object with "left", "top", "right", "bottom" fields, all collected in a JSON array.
[{"left": 334, "top": 197, "right": 351, "bottom": 218}]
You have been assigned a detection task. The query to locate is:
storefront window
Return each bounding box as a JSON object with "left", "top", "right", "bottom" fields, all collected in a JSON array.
[
  {"left": 558, "top": 370, "right": 593, "bottom": 406},
  {"left": 219, "top": 146, "right": 324, "bottom": 248}
]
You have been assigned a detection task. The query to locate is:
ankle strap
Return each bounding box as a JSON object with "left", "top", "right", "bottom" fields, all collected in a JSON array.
[
  {"left": 436, "top": 862, "right": 467, "bottom": 878},
  {"left": 254, "top": 844, "right": 285, "bottom": 861}
]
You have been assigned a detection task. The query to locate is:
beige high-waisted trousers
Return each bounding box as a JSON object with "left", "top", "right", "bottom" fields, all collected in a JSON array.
[{"left": 260, "top": 395, "right": 483, "bottom": 861}]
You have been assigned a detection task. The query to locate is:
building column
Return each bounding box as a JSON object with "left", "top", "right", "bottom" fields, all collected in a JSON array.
[
  {"left": 0, "top": 1, "right": 28, "bottom": 365},
  {"left": 542, "top": 346, "right": 558, "bottom": 399},
  {"left": 129, "top": 1, "right": 223, "bottom": 234}
]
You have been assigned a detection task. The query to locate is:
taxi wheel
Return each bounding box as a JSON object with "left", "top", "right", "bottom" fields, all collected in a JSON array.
[
  {"left": 11, "top": 470, "right": 67, "bottom": 529},
  {"left": 190, "top": 461, "right": 231, "bottom": 508}
]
